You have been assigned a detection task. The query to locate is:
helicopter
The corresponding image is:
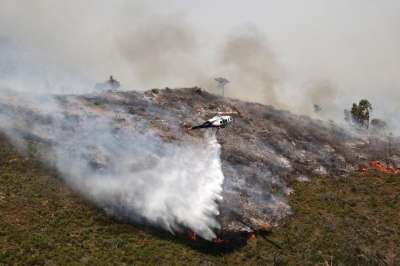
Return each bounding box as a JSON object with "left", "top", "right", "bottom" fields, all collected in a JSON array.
[{"left": 189, "top": 112, "right": 236, "bottom": 130}]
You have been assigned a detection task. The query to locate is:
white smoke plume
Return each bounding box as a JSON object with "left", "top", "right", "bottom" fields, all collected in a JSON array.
[
  {"left": 54, "top": 117, "right": 224, "bottom": 240},
  {"left": 0, "top": 41, "right": 224, "bottom": 240},
  {"left": 2, "top": 0, "right": 399, "bottom": 132}
]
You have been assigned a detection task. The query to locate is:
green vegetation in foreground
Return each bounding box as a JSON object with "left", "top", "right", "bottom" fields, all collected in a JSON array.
[{"left": 0, "top": 137, "right": 399, "bottom": 265}]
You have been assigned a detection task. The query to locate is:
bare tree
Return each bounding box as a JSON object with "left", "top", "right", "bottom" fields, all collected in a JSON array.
[{"left": 214, "top": 77, "right": 229, "bottom": 97}]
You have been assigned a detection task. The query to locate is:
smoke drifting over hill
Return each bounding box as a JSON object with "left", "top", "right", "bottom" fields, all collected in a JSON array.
[
  {"left": 0, "top": 0, "right": 400, "bottom": 240},
  {"left": 0, "top": 41, "right": 225, "bottom": 240},
  {"left": 1, "top": 1, "right": 400, "bottom": 124}
]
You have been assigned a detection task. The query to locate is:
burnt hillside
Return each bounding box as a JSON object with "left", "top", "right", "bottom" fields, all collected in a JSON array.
[{"left": 0, "top": 87, "right": 397, "bottom": 236}]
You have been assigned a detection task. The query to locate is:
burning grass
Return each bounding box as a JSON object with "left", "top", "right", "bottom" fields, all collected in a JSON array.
[
  {"left": 0, "top": 136, "right": 399, "bottom": 265},
  {"left": 359, "top": 160, "right": 400, "bottom": 175}
]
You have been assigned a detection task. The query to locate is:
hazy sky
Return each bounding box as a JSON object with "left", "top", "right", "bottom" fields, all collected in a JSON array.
[{"left": 1, "top": 0, "right": 400, "bottom": 119}]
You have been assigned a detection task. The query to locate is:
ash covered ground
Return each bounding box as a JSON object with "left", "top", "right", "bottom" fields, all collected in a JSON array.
[{"left": 0, "top": 87, "right": 398, "bottom": 239}]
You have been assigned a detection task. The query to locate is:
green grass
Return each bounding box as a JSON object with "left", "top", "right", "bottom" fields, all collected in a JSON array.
[{"left": 0, "top": 137, "right": 399, "bottom": 265}]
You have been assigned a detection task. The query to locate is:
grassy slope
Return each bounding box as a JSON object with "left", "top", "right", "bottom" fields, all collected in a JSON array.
[{"left": 0, "top": 137, "right": 399, "bottom": 266}]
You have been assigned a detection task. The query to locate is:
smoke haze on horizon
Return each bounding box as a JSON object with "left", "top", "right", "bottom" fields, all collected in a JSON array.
[{"left": 0, "top": 0, "right": 400, "bottom": 124}]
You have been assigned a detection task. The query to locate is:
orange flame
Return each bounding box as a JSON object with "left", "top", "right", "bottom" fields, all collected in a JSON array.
[
  {"left": 213, "top": 238, "right": 225, "bottom": 244},
  {"left": 260, "top": 223, "right": 273, "bottom": 232},
  {"left": 188, "top": 231, "right": 197, "bottom": 241},
  {"left": 359, "top": 161, "right": 400, "bottom": 175},
  {"left": 370, "top": 160, "right": 400, "bottom": 174}
]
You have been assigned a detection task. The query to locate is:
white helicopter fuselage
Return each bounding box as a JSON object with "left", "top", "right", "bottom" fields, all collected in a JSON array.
[
  {"left": 190, "top": 112, "right": 236, "bottom": 130},
  {"left": 208, "top": 115, "right": 233, "bottom": 127}
]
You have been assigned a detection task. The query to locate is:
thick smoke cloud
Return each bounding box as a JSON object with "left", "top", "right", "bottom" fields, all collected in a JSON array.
[
  {"left": 0, "top": 42, "right": 224, "bottom": 240},
  {"left": 0, "top": 1, "right": 282, "bottom": 102},
  {"left": 1, "top": 1, "right": 400, "bottom": 122},
  {"left": 53, "top": 117, "right": 224, "bottom": 240}
]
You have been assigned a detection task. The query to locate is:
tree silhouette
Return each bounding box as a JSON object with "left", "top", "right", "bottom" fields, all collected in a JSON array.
[{"left": 350, "top": 99, "right": 372, "bottom": 128}]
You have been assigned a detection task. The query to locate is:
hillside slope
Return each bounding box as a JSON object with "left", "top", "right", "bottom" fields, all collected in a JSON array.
[
  {"left": 1, "top": 133, "right": 399, "bottom": 265},
  {"left": 0, "top": 87, "right": 398, "bottom": 237}
]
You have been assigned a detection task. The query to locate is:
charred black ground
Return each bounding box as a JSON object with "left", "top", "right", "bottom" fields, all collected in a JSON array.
[{"left": 0, "top": 87, "right": 398, "bottom": 236}]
